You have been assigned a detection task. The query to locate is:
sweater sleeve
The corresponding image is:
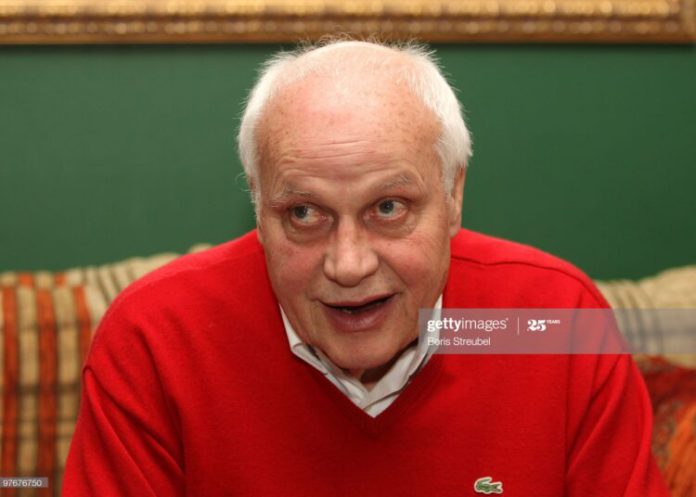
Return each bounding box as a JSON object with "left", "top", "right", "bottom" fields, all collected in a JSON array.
[
  {"left": 62, "top": 298, "right": 185, "bottom": 497},
  {"left": 564, "top": 290, "right": 670, "bottom": 497},
  {"left": 566, "top": 354, "right": 669, "bottom": 497}
]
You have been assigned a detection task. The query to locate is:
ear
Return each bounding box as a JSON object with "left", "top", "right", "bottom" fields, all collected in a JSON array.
[
  {"left": 249, "top": 179, "right": 265, "bottom": 245},
  {"left": 256, "top": 216, "right": 265, "bottom": 245},
  {"left": 448, "top": 167, "right": 466, "bottom": 238}
]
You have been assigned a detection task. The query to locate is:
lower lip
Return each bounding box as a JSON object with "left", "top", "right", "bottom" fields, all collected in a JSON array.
[{"left": 322, "top": 296, "right": 396, "bottom": 333}]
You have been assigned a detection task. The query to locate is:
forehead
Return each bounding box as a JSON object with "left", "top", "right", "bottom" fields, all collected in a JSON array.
[{"left": 256, "top": 71, "right": 441, "bottom": 182}]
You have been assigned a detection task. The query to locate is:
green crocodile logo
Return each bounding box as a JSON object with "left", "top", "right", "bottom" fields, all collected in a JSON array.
[{"left": 474, "top": 476, "right": 503, "bottom": 494}]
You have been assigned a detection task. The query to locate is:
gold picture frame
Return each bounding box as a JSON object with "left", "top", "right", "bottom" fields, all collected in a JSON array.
[{"left": 0, "top": 0, "right": 694, "bottom": 44}]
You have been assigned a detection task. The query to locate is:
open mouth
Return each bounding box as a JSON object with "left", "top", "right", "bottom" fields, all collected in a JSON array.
[{"left": 324, "top": 295, "right": 393, "bottom": 315}]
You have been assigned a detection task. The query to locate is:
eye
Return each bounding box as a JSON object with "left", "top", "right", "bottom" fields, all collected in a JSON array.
[
  {"left": 289, "top": 204, "right": 323, "bottom": 226},
  {"left": 293, "top": 205, "right": 310, "bottom": 219},
  {"left": 375, "top": 199, "right": 407, "bottom": 219}
]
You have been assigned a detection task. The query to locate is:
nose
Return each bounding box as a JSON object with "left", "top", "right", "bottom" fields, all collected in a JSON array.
[{"left": 323, "top": 218, "right": 379, "bottom": 287}]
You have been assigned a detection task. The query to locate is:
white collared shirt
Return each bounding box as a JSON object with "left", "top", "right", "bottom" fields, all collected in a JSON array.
[{"left": 281, "top": 295, "right": 442, "bottom": 417}]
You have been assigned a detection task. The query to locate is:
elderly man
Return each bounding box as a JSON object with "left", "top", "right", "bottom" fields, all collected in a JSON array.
[{"left": 63, "top": 40, "right": 668, "bottom": 496}]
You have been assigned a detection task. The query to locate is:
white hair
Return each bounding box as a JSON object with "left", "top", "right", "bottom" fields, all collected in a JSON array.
[{"left": 237, "top": 39, "right": 472, "bottom": 206}]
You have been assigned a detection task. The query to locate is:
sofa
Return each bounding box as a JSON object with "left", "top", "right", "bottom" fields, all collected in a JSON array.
[{"left": 1, "top": 246, "right": 694, "bottom": 496}]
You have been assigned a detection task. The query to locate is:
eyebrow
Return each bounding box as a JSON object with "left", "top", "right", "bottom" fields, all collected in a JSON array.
[
  {"left": 377, "top": 173, "right": 418, "bottom": 192},
  {"left": 268, "top": 187, "right": 315, "bottom": 208},
  {"left": 267, "top": 172, "right": 421, "bottom": 208}
]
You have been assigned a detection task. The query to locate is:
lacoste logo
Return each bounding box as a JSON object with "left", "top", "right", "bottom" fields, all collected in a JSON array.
[{"left": 474, "top": 476, "right": 503, "bottom": 494}]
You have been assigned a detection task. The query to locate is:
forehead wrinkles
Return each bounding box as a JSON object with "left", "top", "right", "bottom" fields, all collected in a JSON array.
[
  {"left": 255, "top": 70, "right": 441, "bottom": 190},
  {"left": 260, "top": 85, "right": 438, "bottom": 152}
]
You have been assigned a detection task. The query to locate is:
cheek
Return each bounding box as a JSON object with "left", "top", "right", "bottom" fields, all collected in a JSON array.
[
  {"left": 264, "top": 235, "right": 323, "bottom": 296},
  {"left": 381, "top": 231, "right": 450, "bottom": 292}
]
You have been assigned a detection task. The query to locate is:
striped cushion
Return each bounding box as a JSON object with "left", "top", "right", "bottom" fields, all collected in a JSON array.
[
  {"left": 597, "top": 265, "right": 696, "bottom": 368},
  {"left": 1, "top": 281, "right": 92, "bottom": 495},
  {"left": 0, "top": 252, "right": 182, "bottom": 496}
]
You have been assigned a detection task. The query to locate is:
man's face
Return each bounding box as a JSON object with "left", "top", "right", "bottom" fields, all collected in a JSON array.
[{"left": 255, "top": 73, "right": 464, "bottom": 379}]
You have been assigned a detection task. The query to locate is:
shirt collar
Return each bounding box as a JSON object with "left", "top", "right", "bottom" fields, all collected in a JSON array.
[{"left": 280, "top": 296, "right": 442, "bottom": 411}]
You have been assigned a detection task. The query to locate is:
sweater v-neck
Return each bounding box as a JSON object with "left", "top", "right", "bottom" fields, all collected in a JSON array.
[{"left": 303, "top": 352, "right": 445, "bottom": 437}]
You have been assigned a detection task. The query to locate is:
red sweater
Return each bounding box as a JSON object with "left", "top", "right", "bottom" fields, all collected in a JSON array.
[{"left": 63, "top": 229, "right": 669, "bottom": 496}]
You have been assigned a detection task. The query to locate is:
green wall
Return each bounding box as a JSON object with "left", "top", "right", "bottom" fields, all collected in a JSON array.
[{"left": 1, "top": 44, "right": 695, "bottom": 279}]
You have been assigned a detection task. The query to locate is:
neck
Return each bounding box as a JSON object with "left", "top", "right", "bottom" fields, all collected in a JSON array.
[
  {"left": 346, "top": 363, "right": 394, "bottom": 391},
  {"left": 345, "top": 338, "right": 418, "bottom": 389}
]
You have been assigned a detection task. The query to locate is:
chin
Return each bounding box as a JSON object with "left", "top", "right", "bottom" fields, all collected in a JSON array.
[{"left": 325, "top": 341, "right": 405, "bottom": 374}]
